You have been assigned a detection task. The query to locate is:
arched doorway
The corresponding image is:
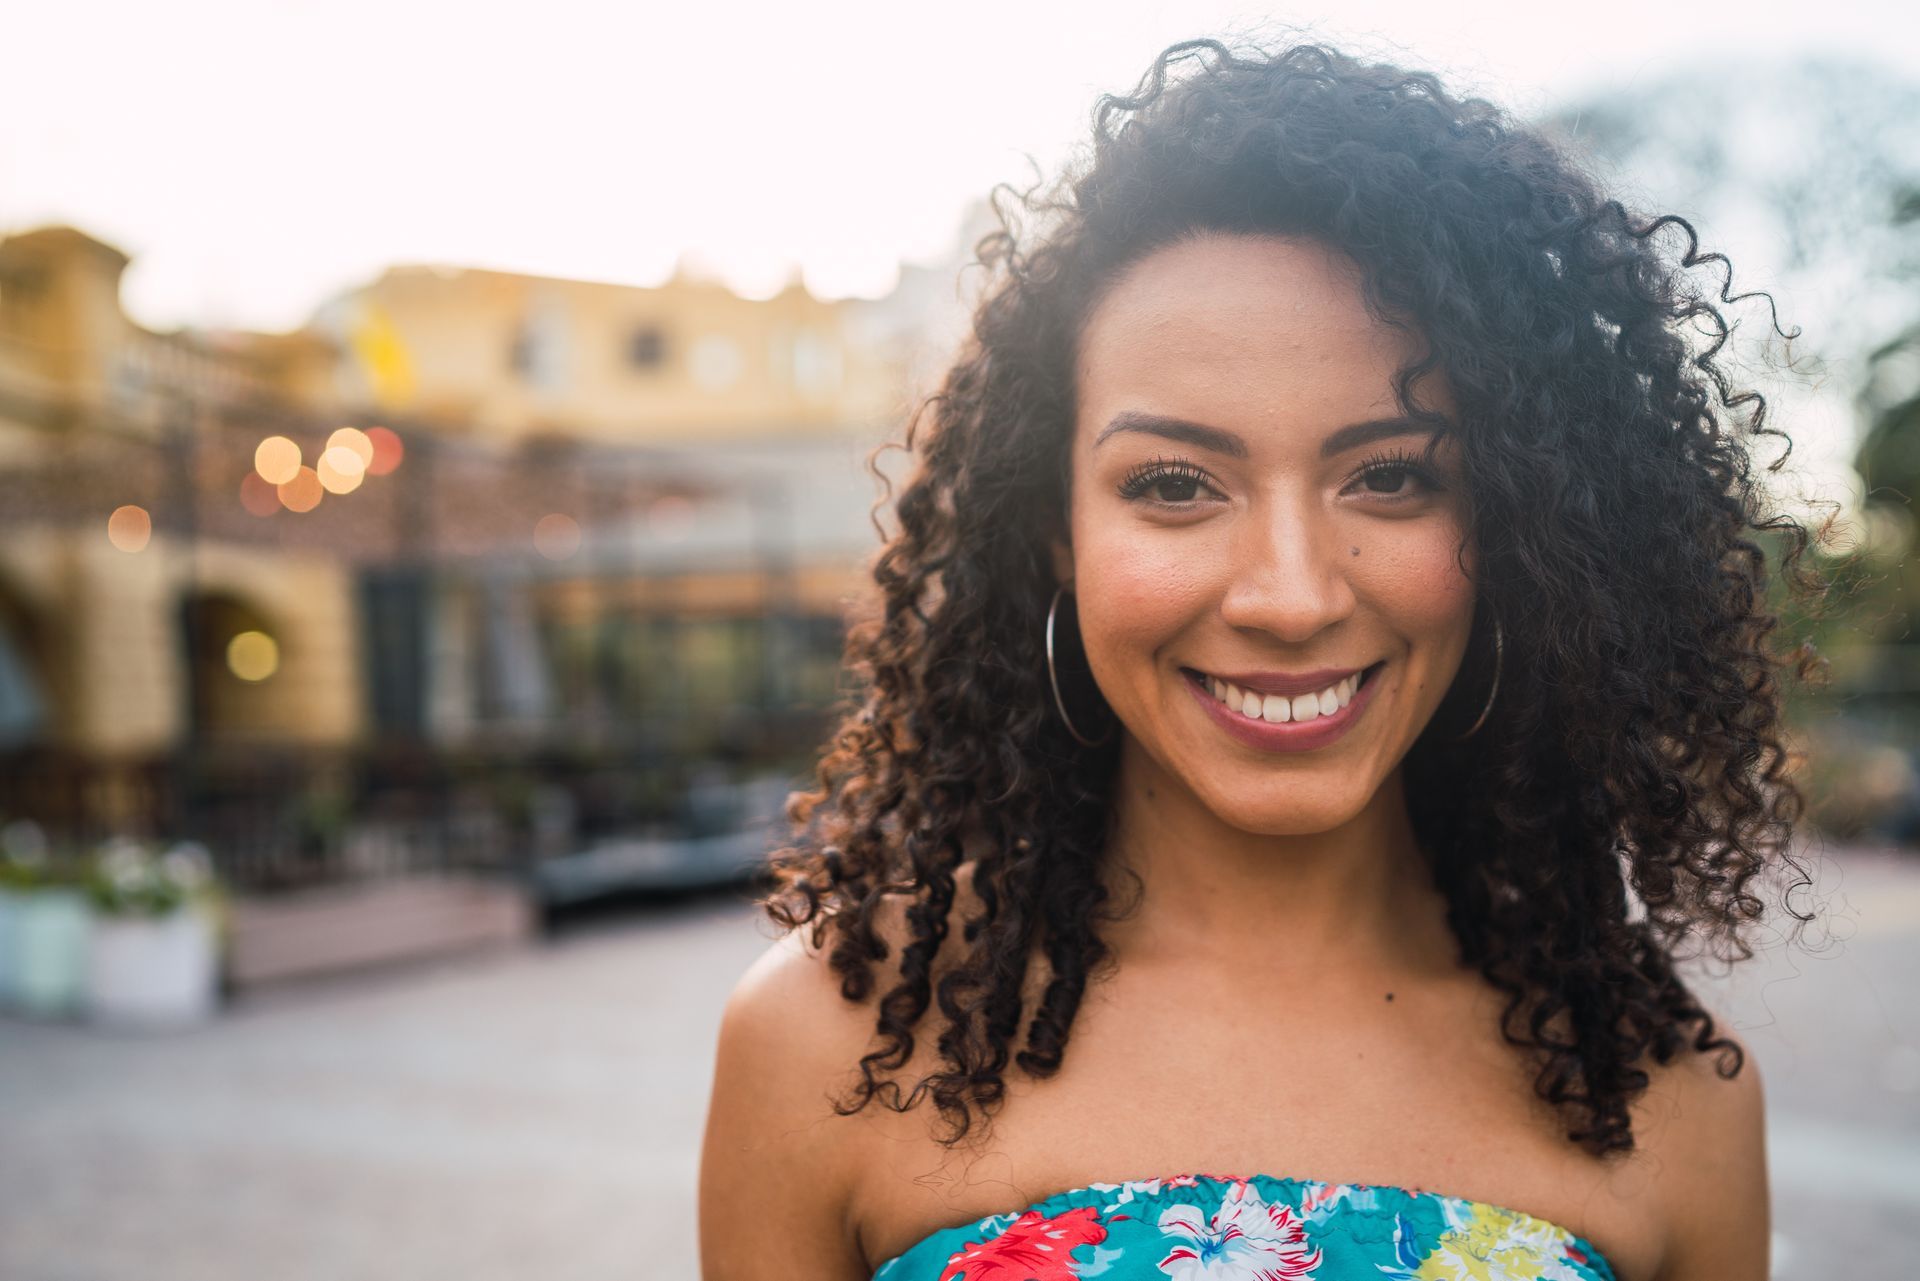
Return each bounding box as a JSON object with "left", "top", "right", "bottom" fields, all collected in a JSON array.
[{"left": 178, "top": 592, "right": 284, "bottom": 744}]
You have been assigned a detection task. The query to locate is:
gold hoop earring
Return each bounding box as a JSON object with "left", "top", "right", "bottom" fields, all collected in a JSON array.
[
  {"left": 1047, "top": 585, "right": 1114, "bottom": 748},
  {"left": 1455, "top": 616, "right": 1504, "bottom": 742}
]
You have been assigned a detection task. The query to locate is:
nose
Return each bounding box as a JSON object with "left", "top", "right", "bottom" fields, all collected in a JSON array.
[{"left": 1216, "top": 493, "right": 1358, "bottom": 644}]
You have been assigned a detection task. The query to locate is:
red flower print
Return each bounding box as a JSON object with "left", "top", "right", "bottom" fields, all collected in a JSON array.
[{"left": 939, "top": 1204, "right": 1109, "bottom": 1281}]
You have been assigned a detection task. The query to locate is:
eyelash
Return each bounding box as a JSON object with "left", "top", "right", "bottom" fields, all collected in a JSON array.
[
  {"left": 1115, "top": 448, "right": 1445, "bottom": 509},
  {"left": 1116, "top": 455, "right": 1215, "bottom": 504},
  {"left": 1352, "top": 446, "right": 1446, "bottom": 497}
]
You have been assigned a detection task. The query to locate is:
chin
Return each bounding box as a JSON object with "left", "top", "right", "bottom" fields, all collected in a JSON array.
[{"left": 1203, "top": 786, "right": 1366, "bottom": 837}]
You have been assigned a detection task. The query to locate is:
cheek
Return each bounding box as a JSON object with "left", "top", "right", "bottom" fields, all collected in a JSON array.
[
  {"left": 1070, "top": 531, "right": 1213, "bottom": 673},
  {"left": 1354, "top": 524, "right": 1476, "bottom": 644}
]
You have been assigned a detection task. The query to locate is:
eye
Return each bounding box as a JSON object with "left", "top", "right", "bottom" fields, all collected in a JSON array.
[
  {"left": 1347, "top": 447, "right": 1445, "bottom": 501},
  {"left": 1117, "top": 456, "right": 1222, "bottom": 509}
]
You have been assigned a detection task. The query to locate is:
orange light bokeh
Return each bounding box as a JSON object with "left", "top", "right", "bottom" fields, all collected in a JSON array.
[
  {"left": 365, "top": 426, "right": 404, "bottom": 476},
  {"left": 277, "top": 466, "right": 324, "bottom": 513},
  {"left": 327, "top": 427, "right": 375, "bottom": 470},
  {"left": 239, "top": 472, "right": 280, "bottom": 517},
  {"left": 106, "top": 504, "right": 151, "bottom": 552},
  {"left": 317, "top": 446, "right": 367, "bottom": 495},
  {"left": 254, "top": 436, "right": 302, "bottom": 486}
]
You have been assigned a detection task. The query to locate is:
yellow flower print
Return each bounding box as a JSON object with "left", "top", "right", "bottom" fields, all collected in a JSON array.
[{"left": 1413, "top": 1203, "right": 1588, "bottom": 1281}]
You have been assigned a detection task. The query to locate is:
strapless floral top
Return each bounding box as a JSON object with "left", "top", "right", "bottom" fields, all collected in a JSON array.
[{"left": 870, "top": 1172, "right": 1618, "bottom": 1281}]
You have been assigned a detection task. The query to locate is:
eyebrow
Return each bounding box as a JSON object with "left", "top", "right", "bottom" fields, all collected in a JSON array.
[{"left": 1093, "top": 410, "right": 1451, "bottom": 459}]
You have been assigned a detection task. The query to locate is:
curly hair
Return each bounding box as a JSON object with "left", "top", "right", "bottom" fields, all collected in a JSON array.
[{"left": 760, "top": 35, "right": 1832, "bottom": 1159}]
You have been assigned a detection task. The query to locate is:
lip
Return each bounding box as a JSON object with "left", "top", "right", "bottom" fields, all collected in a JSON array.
[{"left": 1182, "top": 662, "right": 1384, "bottom": 753}]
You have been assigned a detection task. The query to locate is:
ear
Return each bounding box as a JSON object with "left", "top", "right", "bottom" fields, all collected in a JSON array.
[{"left": 1049, "top": 535, "right": 1074, "bottom": 589}]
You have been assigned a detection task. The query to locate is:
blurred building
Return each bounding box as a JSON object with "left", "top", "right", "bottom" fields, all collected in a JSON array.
[
  {"left": 0, "top": 228, "right": 359, "bottom": 792},
  {"left": 0, "top": 222, "right": 942, "bottom": 902},
  {"left": 309, "top": 259, "right": 904, "bottom": 443}
]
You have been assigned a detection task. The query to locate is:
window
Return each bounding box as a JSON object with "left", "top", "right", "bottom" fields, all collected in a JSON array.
[
  {"left": 509, "top": 300, "right": 572, "bottom": 391},
  {"left": 791, "top": 329, "right": 842, "bottom": 394},
  {"left": 627, "top": 325, "right": 667, "bottom": 371},
  {"left": 688, "top": 336, "right": 744, "bottom": 390}
]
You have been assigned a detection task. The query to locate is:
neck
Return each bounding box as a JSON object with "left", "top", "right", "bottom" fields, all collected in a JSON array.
[{"left": 1098, "top": 741, "right": 1459, "bottom": 986}]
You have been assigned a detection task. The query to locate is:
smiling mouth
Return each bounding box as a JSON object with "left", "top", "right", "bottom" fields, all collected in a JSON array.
[{"left": 1180, "top": 661, "right": 1386, "bottom": 725}]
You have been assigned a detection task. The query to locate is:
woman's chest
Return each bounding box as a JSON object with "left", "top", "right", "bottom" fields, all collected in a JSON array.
[{"left": 849, "top": 967, "right": 1667, "bottom": 1281}]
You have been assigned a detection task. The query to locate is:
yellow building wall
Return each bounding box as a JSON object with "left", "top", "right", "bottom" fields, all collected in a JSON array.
[
  {"left": 322, "top": 265, "right": 906, "bottom": 444},
  {"left": 67, "top": 533, "right": 180, "bottom": 755}
]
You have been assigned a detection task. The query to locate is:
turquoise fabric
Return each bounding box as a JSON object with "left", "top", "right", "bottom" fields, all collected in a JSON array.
[{"left": 871, "top": 1172, "right": 1617, "bottom": 1281}]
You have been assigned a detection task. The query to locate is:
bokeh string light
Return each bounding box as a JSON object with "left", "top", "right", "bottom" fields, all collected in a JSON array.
[
  {"left": 106, "top": 504, "right": 151, "bottom": 552},
  {"left": 253, "top": 436, "right": 301, "bottom": 486},
  {"left": 277, "top": 466, "right": 323, "bottom": 513},
  {"left": 224, "top": 630, "right": 279, "bottom": 682},
  {"left": 327, "top": 426, "right": 374, "bottom": 470},
  {"left": 533, "top": 513, "right": 582, "bottom": 561},
  {"left": 365, "top": 426, "right": 404, "bottom": 476},
  {"left": 316, "top": 445, "right": 367, "bottom": 495},
  {"left": 245, "top": 427, "right": 399, "bottom": 515},
  {"left": 238, "top": 472, "right": 280, "bottom": 518}
]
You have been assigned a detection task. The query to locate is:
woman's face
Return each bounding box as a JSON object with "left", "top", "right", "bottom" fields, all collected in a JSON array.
[{"left": 1055, "top": 230, "right": 1477, "bottom": 835}]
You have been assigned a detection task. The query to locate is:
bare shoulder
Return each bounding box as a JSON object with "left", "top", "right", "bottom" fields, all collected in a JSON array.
[
  {"left": 699, "top": 874, "right": 988, "bottom": 1280},
  {"left": 700, "top": 863, "right": 1001, "bottom": 1278},
  {"left": 698, "top": 920, "right": 882, "bottom": 1280},
  {"left": 1629, "top": 1019, "right": 1769, "bottom": 1281}
]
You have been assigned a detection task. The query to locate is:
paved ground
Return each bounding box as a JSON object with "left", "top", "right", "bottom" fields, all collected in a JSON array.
[
  {"left": 0, "top": 889, "right": 778, "bottom": 1281},
  {"left": 1, "top": 840, "right": 1917, "bottom": 1280},
  {"left": 1697, "top": 837, "right": 1920, "bottom": 1277}
]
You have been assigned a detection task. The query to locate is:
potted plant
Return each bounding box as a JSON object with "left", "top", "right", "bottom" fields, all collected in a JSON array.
[
  {"left": 84, "top": 838, "right": 224, "bottom": 1028},
  {"left": 3, "top": 826, "right": 91, "bottom": 1020}
]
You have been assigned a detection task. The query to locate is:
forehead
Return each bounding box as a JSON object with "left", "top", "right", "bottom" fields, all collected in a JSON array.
[{"left": 1074, "top": 231, "right": 1447, "bottom": 438}]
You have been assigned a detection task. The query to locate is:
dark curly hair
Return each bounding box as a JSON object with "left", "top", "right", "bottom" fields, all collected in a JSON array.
[{"left": 761, "top": 34, "right": 1832, "bottom": 1159}]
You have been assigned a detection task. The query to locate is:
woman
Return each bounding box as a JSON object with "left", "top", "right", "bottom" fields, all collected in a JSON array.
[{"left": 700, "top": 35, "right": 1822, "bottom": 1281}]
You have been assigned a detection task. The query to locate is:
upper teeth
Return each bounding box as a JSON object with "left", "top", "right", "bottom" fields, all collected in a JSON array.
[{"left": 1206, "top": 672, "right": 1359, "bottom": 723}]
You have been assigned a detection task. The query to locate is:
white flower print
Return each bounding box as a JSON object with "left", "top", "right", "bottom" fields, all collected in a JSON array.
[{"left": 1155, "top": 1179, "right": 1324, "bottom": 1280}]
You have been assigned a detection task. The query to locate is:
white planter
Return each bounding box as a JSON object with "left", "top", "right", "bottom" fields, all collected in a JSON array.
[
  {"left": 0, "top": 887, "right": 20, "bottom": 1005},
  {"left": 86, "top": 904, "right": 219, "bottom": 1028},
  {"left": 10, "top": 887, "right": 91, "bottom": 1017}
]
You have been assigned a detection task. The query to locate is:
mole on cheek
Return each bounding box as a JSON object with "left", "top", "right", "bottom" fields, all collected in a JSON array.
[{"left": 1350, "top": 547, "right": 1360, "bottom": 557}]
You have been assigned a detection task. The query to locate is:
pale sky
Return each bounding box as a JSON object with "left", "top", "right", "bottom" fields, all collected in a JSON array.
[{"left": 2, "top": 0, "right": 1910, "bottom": 335}]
